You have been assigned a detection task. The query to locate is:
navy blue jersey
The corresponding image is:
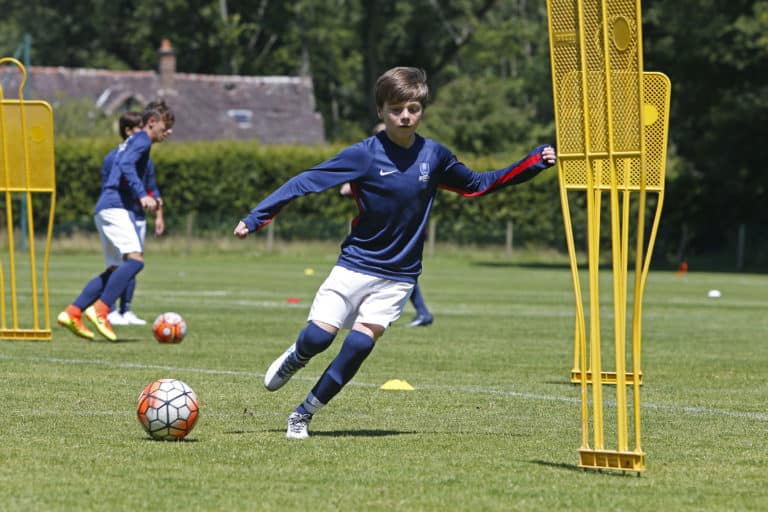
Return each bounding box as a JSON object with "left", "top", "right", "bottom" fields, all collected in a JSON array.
[
  {"left": 95, "top": 131, "right": 159, "bottom": 215},
  {"left": 99, "top": 145, "right": 161, "bottom": 220},
  {"left": 242, "top": 133, "right": 552, "bottom": 283}
]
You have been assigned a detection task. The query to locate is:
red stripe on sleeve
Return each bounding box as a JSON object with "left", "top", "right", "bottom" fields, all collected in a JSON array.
[{"left": 439, "top": 152, "right": 543, "bottom": 197}]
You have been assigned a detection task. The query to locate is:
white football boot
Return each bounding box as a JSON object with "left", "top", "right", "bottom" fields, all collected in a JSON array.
[
  {"left": 286, "top": 412, "right": 312, "bottom": 439},
  {"left": 264, "top": 343, "right": 306, "bottom": 391},
  {"left": 107, "top": 310, "right": 129, "bottom": 326},
  {"left": 121, "top": 310, "right": 147, "bottom": 325}
]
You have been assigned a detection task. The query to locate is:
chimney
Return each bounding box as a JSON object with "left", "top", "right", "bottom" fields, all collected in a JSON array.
[{"left": 158, "top": 38, "right": 176, "bottom": 91}]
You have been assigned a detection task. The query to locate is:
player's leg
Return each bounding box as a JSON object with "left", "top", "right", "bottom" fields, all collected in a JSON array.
[
  {"left": 58, "top": 213, "right": 124, "bottom": 340},
  {"left": 108, "top": 279, "right": 133, "bottom": 325},
  {"left": 57, "top": 268, "right": 115, "bottom": 340},
  {"left": 118, "top": 282, "right": 132, "bottom": 315},
  {"left": 264, "top": 268, "right": 356, "bottom": 391},
  {"left": 118, "top": 278, "right": 147, "bottom": 325},
  {"left": 285, "top": 273, "right": 412, "bottom": 439},
  {"left": 286, "top": 329, "right": 379, "bottom": 440},
  {"left": 287, "top": 324, "right": 382, "bottom": 439},
  {"left": 120, "top": 218, "right": 147, "bottom": 325},
  {"left": 92, "top": 255, "right": 144, "bottom": 323},
  {"left": 267, "top": 265, "right": 381, "bottom": 392},
  {"left": 85, "top": 209, "right": 145, "bottom": 341},
  {"left": 406, "top": 282, "right": 433, "bottom": 327},
  {"left": 264, "top": 320, "right": 337, "bottom": 391}
]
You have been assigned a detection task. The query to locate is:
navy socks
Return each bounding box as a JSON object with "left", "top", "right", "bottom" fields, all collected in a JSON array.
[
  {"left": 73, "top": 270, "right": 113, "bottom": 310},
  {"left": 410, "top": 283, "right": 430, "bottom": 317},
  {"left": 295, "top": 322, "right": 336, "bottom": 361},
  {"left": 119, "top": 278, "right": 137, "bottom": 314},
  {"left": 297, "top": 330, "right": 375, "bottom": 415},
  {"left": 100, "top": 259, "right": 144, "bottom": 307}
]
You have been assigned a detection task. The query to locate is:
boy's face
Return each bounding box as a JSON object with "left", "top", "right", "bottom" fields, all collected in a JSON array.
[
  {"left": 378, "top": 100, "right": 423, "bottom": 140},
  {"left": 145, "top": 116, "right": 173, "bottom": 143}
]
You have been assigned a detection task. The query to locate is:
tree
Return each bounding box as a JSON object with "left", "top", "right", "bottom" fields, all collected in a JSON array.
[{"left": 644, "top": 1, "right": 768, "bottom": 258}]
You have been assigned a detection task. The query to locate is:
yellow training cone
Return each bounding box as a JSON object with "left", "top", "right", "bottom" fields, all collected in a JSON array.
[{"left": 379, "top": 379, "right": 414, "bottom": 391}]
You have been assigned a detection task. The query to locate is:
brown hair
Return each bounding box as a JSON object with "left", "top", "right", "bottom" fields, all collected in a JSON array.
[
  {"left": 118, "top": 111, "right": 142, "bottom": 140},
  {"left": 374, "top": 67, "right": 428, "bottom": 109},
  {"left": 142, "top": 100, "right": 175, "bottom": 128}
]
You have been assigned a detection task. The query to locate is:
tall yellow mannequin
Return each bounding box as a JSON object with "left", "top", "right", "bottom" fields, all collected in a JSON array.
[
  {"left": 0, "top": 58, "right": 56, "bottom": 340},
  {"left": 546, "top": 0, "right": 671, "bottom": 472}
]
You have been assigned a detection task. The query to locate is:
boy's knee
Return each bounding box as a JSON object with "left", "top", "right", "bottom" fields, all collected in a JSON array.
[
  {"left": 122, "top": 258, "right": 145, "bottom": 274},
  {"left": 327, "top": 330, "right": 375, "bottom": 385},
  {"left": 340, "top": 331, "right": 375, "bottom": 363},
  {"left": 296, "top": 322, "right": 337, "bottom": 359},
  {"left": 355, "top": 322, "right": 386, "bottom": 341}
]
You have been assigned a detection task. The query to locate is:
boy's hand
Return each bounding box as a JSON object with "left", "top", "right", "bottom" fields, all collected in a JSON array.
[
  {"left": 154, "top": 216, "right": 165, "bottom": 236},
  {"left": 154, "top": 202, "right": 165, "bottom": 235},
  {"left": 234, "top": 221, "right": 250, "bottom": 239},
  {"left": 541, "top": 145, "right": 557, "bottom": 166},
  {"left": 140, "top": 195, "right": 158, "bottom": 212}
]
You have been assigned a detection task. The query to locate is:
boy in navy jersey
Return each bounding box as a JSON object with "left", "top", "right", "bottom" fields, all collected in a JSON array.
[
  {"left": 100, "top": 112, "right": 165, "bottom": 326},
  {"left": 234, "top": 67, "right": 556, "bottom": 439},
  {"left": 57, "top": 101, "right": 173, "bottom": 341},
  {"left": 342, "top": 122, "right": 434, "bottom": 328}
]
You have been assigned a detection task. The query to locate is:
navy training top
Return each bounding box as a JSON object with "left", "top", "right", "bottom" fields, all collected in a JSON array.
[
  {"left": 95, "top": 131, "right": 158, "bottom": 215},
  {"left": 99, "top": 145, "right": 161, "bottom": 220},
  {"left": 242, "top": 133, "right": 553, "bottom": 283}
]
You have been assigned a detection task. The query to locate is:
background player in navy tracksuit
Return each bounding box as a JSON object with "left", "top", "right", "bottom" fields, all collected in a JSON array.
[
  {"left": 234, "top": 67, "right": 556, "bottom": 439},
  {"left": 57, "top": 101, "right": 173, "bottom": 341},
  {"left": 99, "top": 112, "right": 165, "bottom": 326}
]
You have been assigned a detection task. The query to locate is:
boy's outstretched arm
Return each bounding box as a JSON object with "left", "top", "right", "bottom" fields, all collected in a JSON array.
[
  {"left": 233, "top": 145, "right": 371, "bottom": 239},
  {"left": 439, "top": 144, "right": 557, "bottom": 197}
]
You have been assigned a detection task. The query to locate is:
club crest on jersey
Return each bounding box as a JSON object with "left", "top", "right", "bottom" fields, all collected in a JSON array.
[{"left": 418, "top": 162, "right": 430, "bottom": 182}]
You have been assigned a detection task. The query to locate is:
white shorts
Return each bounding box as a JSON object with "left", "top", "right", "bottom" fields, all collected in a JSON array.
[
  {"left": 308, "top": 265, "right": 414, "bottom": 330},
  {"left": 94, "top": 208, "right": 144, "bottom": 268}
]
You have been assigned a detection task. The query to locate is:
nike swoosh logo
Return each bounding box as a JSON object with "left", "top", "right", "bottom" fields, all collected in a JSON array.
[{"left": 379, "top": 169, "right": 398, "bottom": 176}]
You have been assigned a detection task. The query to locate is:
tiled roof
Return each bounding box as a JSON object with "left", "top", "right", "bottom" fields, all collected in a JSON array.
[{"left": 1, "top": 64, "right": 325, "bottom": 144}]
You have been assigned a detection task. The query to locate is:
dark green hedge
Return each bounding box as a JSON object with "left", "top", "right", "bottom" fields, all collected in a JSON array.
[
  {"left": 50, "top": 138, "right": 570, "bottom": 248},
  {"left": 39, "top": 138, "right": 768, "bottom": 269},
  {"left": 48, "top": 138, "right": 681, "bottom": 259},
  {"left": 53, "top": 138, "right": 341, "bottom": 232}
]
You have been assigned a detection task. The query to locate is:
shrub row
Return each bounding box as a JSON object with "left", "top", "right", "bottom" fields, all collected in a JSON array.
[
  {"left": 38, "top": 138, "right": 768, "bottom": 268},
  {"left": 50, "top": 138, "right": 570, "bottom": 248}
]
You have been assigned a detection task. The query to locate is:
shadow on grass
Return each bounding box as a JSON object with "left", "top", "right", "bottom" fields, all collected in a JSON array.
[
  {"left": 57, "top": 334, "right": 145, "bottom": 343},
  {"left": 472, "top": 260, "right": 645, "bottom": 271},
  {"left": 225, "top": 429, "right": 417, "bottom": 438},
  {"left": 530, "top": 459, "right": 640, "bottom": 477},
  {"left": 528, "top": 459, "right": 583, "bottom": 473},
  {"left": 544, "top": 380, "right": 578, "bottom": 387},
  {"left": 472, "top": 258, "right": 768, "bottom": 274},
  {"left": 140, "top": 437, "right": 200, "bottom": 443},
  {"left": 311, "top": 429, "right": 419, "bottom": 438},
  {"left": 472, "top": 260, "right": 574, "bottom": 270}
]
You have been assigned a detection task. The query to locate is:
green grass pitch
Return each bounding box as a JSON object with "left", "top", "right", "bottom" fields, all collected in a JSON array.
[{"left": 1, "top": 245, "right": 766, "bottom": 511}]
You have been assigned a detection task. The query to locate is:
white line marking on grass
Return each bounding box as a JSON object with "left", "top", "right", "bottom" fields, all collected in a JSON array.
[
  {"left": 154, "top": 290, "right": 230, "bottom": 297},
  {"left": 416, "top": 383, "right": 768, "bottom": 421},
  {"left": 2, "top": 354, "right": 766, "bottom": 422}
]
